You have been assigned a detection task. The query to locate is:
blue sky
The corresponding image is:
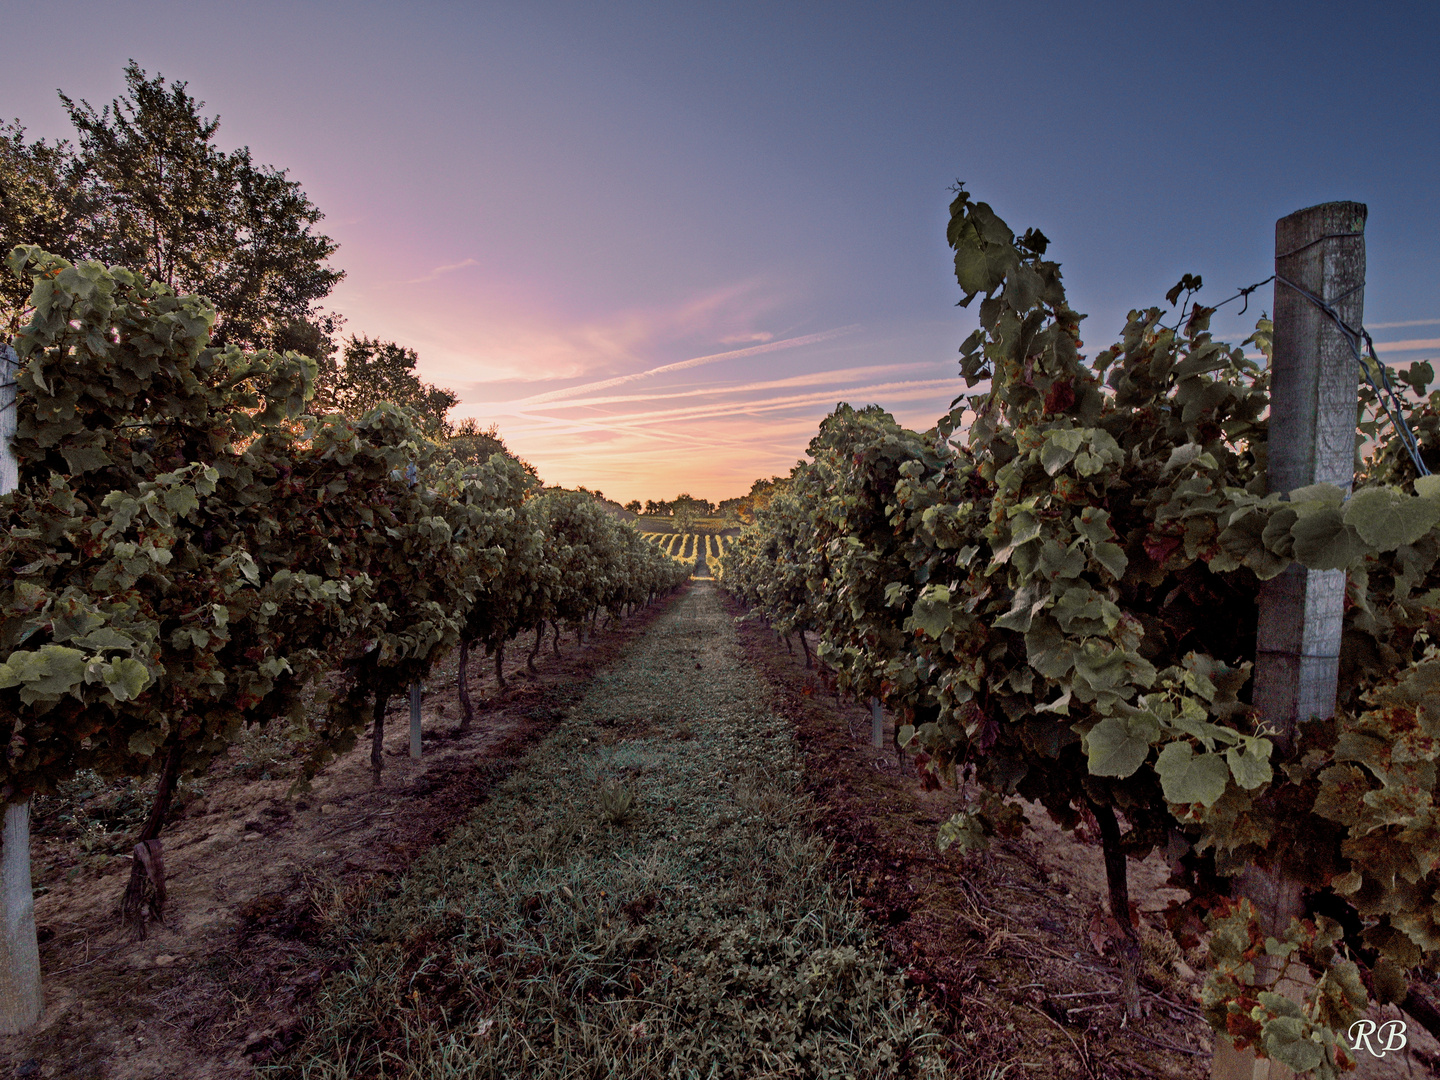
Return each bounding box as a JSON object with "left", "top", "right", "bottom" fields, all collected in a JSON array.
[{"left": 4, "top": 1, "right": 1437, "bottom": 500}]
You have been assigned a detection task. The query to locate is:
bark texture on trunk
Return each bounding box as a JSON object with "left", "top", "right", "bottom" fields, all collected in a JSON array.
[
  {"left": 457, "top": 638, "right": 474, "bottom": 731},
  {"left": 494, "top": 641, "right": 506, "bottom": 689},
  {"left": 121, "top": 736, "right": 184, "bottom": 934},
  {"left": 1090, "top": 799, "right": 1142, "bottom": 1019},
  {"left": 528, "top": 623, "right": 543, "bottom": 671},
  {"left": 370, "top": 690, "right": 390, "bottom": 784}
]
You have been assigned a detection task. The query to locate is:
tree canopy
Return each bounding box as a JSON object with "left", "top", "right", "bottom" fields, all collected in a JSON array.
[
  {"left": 309, "top": 334, "right": 461, "bottom": 440},
  {"left": 1, "top": 62, "right": 342, "bottom": 348}
]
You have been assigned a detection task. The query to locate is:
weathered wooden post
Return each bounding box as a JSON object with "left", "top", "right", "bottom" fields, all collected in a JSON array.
[
  {"left": 0, "top": 344, "right": 41, "bottom": 1032},
  {"left": 1212, "top": 202, "right": 1366, "bottom": 1079},
  {"left": 409, "top": 682, "right": 422, "bottom": 759}
]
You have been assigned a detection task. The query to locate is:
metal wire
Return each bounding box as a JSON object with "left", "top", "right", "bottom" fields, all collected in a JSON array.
[
  {"left": 1163, "top": 275, "right": 1275, "bottom": 332},
  {"left": 1275, "top": 274, "right": 1431, "bottom": 477}
]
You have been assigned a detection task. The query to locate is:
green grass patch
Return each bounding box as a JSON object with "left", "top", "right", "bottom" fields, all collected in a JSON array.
[{"left": 268, "top": 587, "right": 951, "bottom": 1079}]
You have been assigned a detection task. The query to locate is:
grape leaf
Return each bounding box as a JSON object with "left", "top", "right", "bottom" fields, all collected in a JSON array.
[
  {"left": 1155, "top": 741, "right": 1230, "bottom": 806},
  {"left": 1086, "top": 713, "right": 1159, "bottom": 778},
  {"left": 1343, "top": 485, "right": 1440, "bottom": 551}
]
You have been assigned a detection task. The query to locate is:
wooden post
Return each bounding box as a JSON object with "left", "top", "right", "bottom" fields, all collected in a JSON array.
[
  {"left": 1212, "top": 202, "right": 1366, "bottom": 1080},
  {"left": 0, "top": 344, "right": 40, "bottom": 1033},
  {"left": 870, "top": 698, "right": 884, "bottom": 749},
  {"left": 409, "top": 682, "right": 422, "bottom": 760}
]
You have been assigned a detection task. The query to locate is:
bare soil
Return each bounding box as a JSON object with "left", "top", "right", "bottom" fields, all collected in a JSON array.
[
  {"left": 5, "top": 601, "right": 677, "bottom": 1080},
  {"left": 11, "top": 581, "right": 1439, "bottom": 1079},
  {"left": 724, "top": 594, "right": 1440, "bottom": 1080}
]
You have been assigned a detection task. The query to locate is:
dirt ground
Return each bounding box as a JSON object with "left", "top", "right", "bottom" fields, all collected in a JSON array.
[
  {"left": 6, "top": 601, "right": 677, "bottom": 1080},
  {"left": 723, "top": 593, "right": 1440, "bottom": 1080},
  {"left": 11, "top": 579, "right": 1440, "bottom": 1079}
]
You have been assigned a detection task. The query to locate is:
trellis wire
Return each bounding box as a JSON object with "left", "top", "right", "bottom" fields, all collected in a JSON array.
[
  {"left": 1174, "top": 273, "right": 1431, "bottom": 479},
  {"left": 1274, "top": 273, "right": 1431, "bottom": 478}
]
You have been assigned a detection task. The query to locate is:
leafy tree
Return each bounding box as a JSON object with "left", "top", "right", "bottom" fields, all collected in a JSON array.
[
  {"left": 310, "top": 334, "right": 459, "bottom": 439},
  {"left": 444, "top": 417, "right": 536, "bottom": 478},
  {"left": 56, "top": 62, "right": 342, "bottom": 351},
  {"left": 0, "top": 123, "right": 79, "bottom": 333},
  {"left": 671, "top": 493, "right": 711, "bottom": 532},
  {"left": 0, "top": 246, "right": 335, "bottom": 1022},
  {"left": 718, "top": 476, "right": 783, "bottom": 524},
  {"left": 623, "top": 499, "right": 641, "bottom": 513}
]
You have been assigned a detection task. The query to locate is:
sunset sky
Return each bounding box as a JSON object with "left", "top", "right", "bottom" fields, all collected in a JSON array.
[{"left": 5, "top": 2, "right": 1438, "bottom": 503}]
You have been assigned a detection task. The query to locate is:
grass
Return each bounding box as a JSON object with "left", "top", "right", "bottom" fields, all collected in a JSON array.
[{"left": 267, "top": 585, "right": 955, "bottom": 1079}]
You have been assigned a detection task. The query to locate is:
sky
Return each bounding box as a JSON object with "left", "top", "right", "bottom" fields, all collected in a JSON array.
[{"left": 4, "top": 1, "right": 1438, "bottom": 503}]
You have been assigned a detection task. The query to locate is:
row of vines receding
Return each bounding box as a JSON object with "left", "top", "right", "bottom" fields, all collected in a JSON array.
[
  {"left": 718, "top": 187, "right": 1440, "bottom": 1077},
  {"left": 0, "top": 245, "right": 691, "bottom": 1022}
]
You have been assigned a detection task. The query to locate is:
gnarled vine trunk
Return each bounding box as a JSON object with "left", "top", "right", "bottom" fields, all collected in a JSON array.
[
  {"left": 1089, "top": 800, "right": 1141, "bottom": 1019},
  {"left": 528, "top": 622, "right": 543, "bottom": 672},
  {"left": 370, "top": 689, "right": 390, "bottom": 784},
  {"left": 121, "top": 736, "right": 184, "bottom": 935},
  {"left": 457, "top": 638, "right": 474, "bottom": 731}
]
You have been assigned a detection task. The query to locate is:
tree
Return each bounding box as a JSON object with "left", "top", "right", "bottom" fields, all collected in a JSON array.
[
  {"left": 671, "top": 493, "right": 712, "bottom": 532},
  {"left": 719, "top": 476, "right": 783, "bottom": 524},
  {"left": 444, "top": 417, "right": 535, "bottom": 477},
  {"left": 0, "top": 123, "right": 79, "bottom": 334},
  {"left": 54, "top": 62, "right": 342, "bottom": 350},
  {"left": 624, "top": 500, "right": 641, "bottom": 513},
  {"left": 310, "top": 335, "right": 459, "bottom": 439}
]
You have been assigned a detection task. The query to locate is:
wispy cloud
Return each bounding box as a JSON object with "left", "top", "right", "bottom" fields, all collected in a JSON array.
[
  {"left": 400, "top": 258, "right": 479, "bottom": 285},
  {"left": 512, "top": 378, "right": 954, "bottom": 432},
  {"left": 1369, "top": 319, "right": 1440, "bottom": 330},
  {"left": 504, "top": 325, "right": 862, "bottom": 408},
  {"left": 1374, "top": 337, "right": 1440, "bottom": 353},
  {"left": 512, "top": 362, "right": 942, "bottom": 412}
]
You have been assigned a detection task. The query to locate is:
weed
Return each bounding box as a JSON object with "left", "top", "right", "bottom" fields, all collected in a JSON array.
[{"left": 598, "top": 778, "right": 637, "bottom": 825}]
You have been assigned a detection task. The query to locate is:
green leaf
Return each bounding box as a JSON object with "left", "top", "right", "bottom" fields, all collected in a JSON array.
[
  {"left": 59, "top": 444, "right": 113, "bottom": 474},
  {"left": 1258, "top": 1014, "right": 1323, "bottom": 1073},
  {"left": 1373, "top": 956, "right": 1409, "bottom": 1005},
  {"left": 127, "top": 726, "right": 167, "bottom": 756},
  {"left": 1008, "top": 511, "right": 1041, "bottom": 548},
  {"left": 1343, "top": 485, "right": 1440, "bottom": 551},
  {"left": 1086, "top": 714, "right": 1159, "bottom": 778},
  {"left": 1225, "top": 736, "right": 1273, "bottom": 790},
  {"left": 1024, "top": 617, "right": 1075, "bottom": 679},
  {"left": 911, "top": 585, "right": 952, "bottom": 638},
  {"left": 1161, "top": 443, "right": 1203, "bottom": 474},
  {"left": 103, "top": 657, "right": 152, "bottom": 702},
  {"left": 1414, "top": 474, "right": 1440, "bottom": 500},
  {"left": 1040, "top": 429, "right": 1084, "bottom": 476},
  {"left": 1154, "top": 742, "right": 1230, "bottom": 806},
  {"left": 162, "top": 485, "right": 201, "bottom": 518},
  {"left": 1290, "top": 507, "right": 1369, "bottom": 570},
  {"left": 937, "top": 810, "right": 989, "bottom": 854},
  {"left": 1092, "top": 542, "right": 1127, "bottom": 578},
  {"left": 1288, "top": 483, "right": 1346, "bottom": 506}
]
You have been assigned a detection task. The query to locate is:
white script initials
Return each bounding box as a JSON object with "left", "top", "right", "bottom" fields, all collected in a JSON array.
[{"left": 1348, "top": 1019, "right": 1408, "bottom": 1058}]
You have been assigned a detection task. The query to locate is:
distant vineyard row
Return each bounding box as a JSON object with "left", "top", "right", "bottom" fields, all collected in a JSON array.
[{"left": 637, "top": 532, "right": 734, "bottom": 560}]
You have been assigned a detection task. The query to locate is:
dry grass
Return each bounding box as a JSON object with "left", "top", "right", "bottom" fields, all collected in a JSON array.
[{"left": 267, "top": 585, "right": 959, "bottom": 1079}]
